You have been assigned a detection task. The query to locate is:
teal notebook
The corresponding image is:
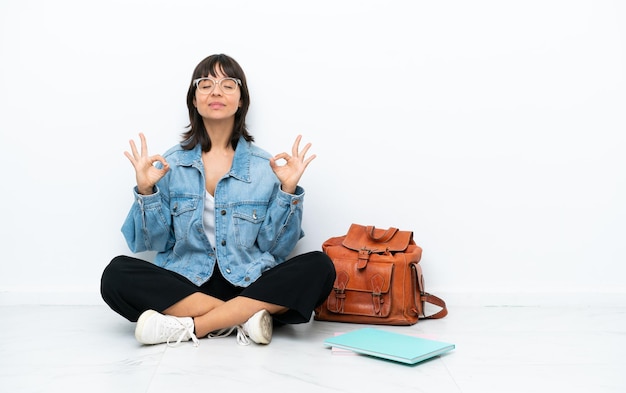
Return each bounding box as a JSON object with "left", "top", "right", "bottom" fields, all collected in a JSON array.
[{"left": 324, "top": 328, "right": 455, "bottom": 365}]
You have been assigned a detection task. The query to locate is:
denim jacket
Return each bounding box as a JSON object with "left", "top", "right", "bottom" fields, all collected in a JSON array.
[{"left": 121, "top": 137, "right": 305, "bottom": 287}]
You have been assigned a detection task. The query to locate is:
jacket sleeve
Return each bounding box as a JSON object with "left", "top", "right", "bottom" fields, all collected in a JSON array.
[
  {"left": 257, "top": 185, "right": 305, "bottom": 261},
  {"left": 120, "top": 185, "right": 174, "bottom": 253}
]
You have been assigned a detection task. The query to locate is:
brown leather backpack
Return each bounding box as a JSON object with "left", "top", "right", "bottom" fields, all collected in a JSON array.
[{"left": 314, "top": 224, "right": 448, "bottom": 325}]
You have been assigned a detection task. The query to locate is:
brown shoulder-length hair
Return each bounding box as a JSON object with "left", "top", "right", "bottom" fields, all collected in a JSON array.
[{"left": 181, "top": 54, "right": 253, "bottom": 151}]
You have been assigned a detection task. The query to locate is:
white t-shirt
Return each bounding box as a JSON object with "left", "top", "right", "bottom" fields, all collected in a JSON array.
[{"left": 203, "top": 192, "right": 217, "bottom": 249}]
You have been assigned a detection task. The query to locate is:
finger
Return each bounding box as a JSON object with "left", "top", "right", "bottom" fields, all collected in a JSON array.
[
  {"left": 304, "top": 154, "right": 316, "bottom": 166},
  {"left": 151, "top": 154, "right": 169, "bottom": 169},
  {"left": 272, "top": 152, "right": 290, "bottom": 163},
  {"left": 299, "top": 142, "right": 312, "bottom": 160},
  {"left": 123, "top": 150, "right": 137, "bottom": 167},
  {"left": 292, "top": 135, "right": 302, "bottom": 157},
  {"left": 269, "top": 156, "right": 278, "bottom": 170},
  {"left": 128, "top": 138, "right": 140, "bottom": 160},
  {"left": 269, "top": 156, "right": 287, "bottom": 172},
  {"left": 139, "top": 133, "right": 148, "bottom": 157}
]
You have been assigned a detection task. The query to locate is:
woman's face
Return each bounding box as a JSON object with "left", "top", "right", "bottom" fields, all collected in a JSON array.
[{"left": 193, "top": 67, "right": 241, "bottom": 124}]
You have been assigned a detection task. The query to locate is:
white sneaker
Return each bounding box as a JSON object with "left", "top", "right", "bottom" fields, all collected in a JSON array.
[
  {"left": 135, "top": 310, "right": 199, "bottom": 347},
  {"left": 206, "top": 310, "right": 272, "bottom": 346},
  {"left": 241, "top": 309, "right": 272, "bottom": 345}
]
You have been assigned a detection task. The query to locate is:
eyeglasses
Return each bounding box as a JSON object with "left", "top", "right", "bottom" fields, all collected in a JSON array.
[{"left": 193, "top": 77, "right": 242, "bottom": 95}]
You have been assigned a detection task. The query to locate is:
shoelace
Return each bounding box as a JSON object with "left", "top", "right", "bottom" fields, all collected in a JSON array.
[
  {"left": 208, "top": 325, "right": 250, "bottom": 346},
  {"left": 164, "top": 317, "right": 199, "bottom": 347}
]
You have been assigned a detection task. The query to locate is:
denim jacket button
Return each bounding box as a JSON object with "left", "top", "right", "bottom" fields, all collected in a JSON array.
[
  {"left": 221, "top": 240, "right": 226, "bottom": 246},
  {"left": 226, "top": 268, "right": 231, "bottom": 274},
  {"left": 220, "top": 210, "right": 226, "bottom": 215},
  {"left": 244, "top": 277, "right": 250, "bottom": 282}
]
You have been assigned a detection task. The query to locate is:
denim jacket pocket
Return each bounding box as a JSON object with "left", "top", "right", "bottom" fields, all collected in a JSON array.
[
  {"left": 232, "top": 203, "right": 267, "bottom": 248},
  {"left": 170, "top": 196, "right": 200, "bottom": 241}
]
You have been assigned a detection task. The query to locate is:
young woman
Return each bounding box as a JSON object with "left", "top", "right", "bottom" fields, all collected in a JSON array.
[{"left": 101, "top": 54, "right": 336, "bottom": 346}]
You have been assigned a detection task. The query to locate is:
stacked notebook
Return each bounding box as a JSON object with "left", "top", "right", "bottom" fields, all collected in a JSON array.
[{"left": 324, "top": 327, "right": 455, "bottom": 365}]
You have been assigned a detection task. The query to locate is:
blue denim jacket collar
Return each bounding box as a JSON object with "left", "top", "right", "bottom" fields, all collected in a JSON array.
[{"left": 177, "top": 137, "right": 251, "bottom": 183}]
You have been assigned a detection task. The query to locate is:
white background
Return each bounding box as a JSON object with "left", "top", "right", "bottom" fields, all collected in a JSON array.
[{"left": 1, "top": 0, "right": 624, "bottom": 306}]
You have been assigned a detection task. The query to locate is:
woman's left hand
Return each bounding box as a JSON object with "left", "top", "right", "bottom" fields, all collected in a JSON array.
[{"left": 270, "top": 135, "right": 316, "bottom": 194}]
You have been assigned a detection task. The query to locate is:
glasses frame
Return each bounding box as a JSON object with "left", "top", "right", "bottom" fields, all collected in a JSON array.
[{"left": 193, "top": 77, "right": 242, "bottom": 95}]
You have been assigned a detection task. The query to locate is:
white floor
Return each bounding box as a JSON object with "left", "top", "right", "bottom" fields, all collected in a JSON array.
[{"left": 1, "top": 304, "right": 624, "bottom": 393}]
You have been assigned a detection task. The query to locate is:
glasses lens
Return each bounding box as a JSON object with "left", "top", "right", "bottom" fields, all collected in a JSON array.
[
  {"left": 196, "top": 79, "right": 215, "bottom": 94},
  {"left": 220, "top": 78, "right": 238, "bottom": 94}
]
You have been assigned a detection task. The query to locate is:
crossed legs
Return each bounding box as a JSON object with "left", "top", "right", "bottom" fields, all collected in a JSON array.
[
  {"left": 163, "top": 292, "right": 287, "bottom": 338},
  {"left": 101, "top": 252, "right": 336, "bottom": 343}
]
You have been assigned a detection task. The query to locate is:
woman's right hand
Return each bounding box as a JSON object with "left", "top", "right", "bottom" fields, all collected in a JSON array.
[{"left": 124, "top": 133, "right": 169, "bottom": 195}]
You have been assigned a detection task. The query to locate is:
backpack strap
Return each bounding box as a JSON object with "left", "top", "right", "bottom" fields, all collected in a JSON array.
[{"left": 411, "top": 263, "right": 448, "bottom": 319}]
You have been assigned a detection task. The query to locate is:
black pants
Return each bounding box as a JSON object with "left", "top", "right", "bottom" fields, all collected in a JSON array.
[{"left": 100, "top": 251, "right": 336, "bottom": 324}]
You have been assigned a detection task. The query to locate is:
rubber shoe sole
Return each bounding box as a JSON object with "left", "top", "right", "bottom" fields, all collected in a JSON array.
[
  {"left": 135, "top": 309, "right": 159, "bottom": 344},
  {"left": 244, "top": 309, "right": 272, "bottom": 344}
]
